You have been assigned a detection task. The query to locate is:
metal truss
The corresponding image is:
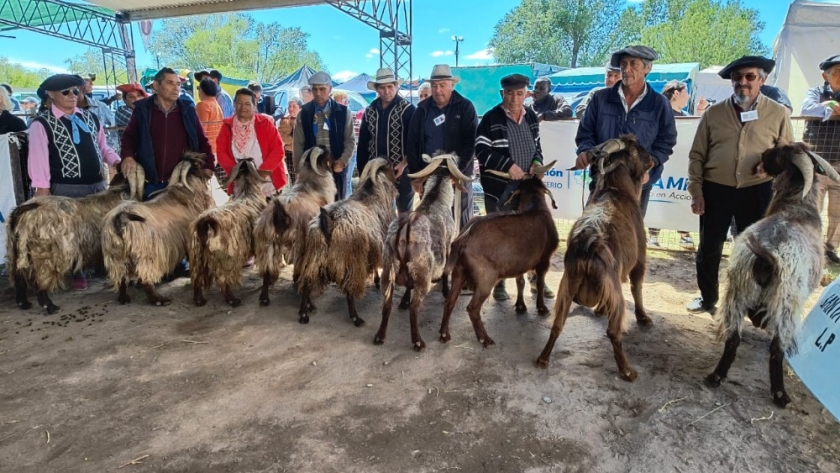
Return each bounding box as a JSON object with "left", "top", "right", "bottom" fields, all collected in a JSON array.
[
  {"left": 0, "top": 0, "right": 137, "bottom": 83},
  {"left": 327, "top": 0, "right": 412, "bottom": 85}
]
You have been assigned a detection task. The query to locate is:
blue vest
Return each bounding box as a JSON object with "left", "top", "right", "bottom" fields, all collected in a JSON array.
[{"left": 300, "top": 99, "right": 348, "bottom": 158}]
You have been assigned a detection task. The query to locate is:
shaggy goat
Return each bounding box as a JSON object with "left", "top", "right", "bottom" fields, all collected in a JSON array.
[
  {"left": 705, "top": 143, "right": 840, "bottom": 408},
  {"left": 296, "top": 158, "right": 398, "bottom": 326},
  {"left": 374, "top": 154, "right": 472, "bottom": 350},
  {"left": 5, "top": 168, "right": 144, "bottom": 314},
  {"left": 101, "top": 153, "right": 214, "bottom": 305},
  {"left": 438, "top": 161, "right": 558, "bottom": 347},
  {"left": 536, "top": 136, "right": 654, "bottom": 381},
  {"left": 189, "top": 159, "right": 267, "bottom": 307},
  {"left": 253, "top": 146, "right": 336, "bottom": 306}
]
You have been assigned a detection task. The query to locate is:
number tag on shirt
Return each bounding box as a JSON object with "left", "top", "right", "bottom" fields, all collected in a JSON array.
[
  {"left": 740, "top": 110, "right": 758, "bottom": 122},
  {"left": 433, "top": 114, "right": 446, "bottom": 126},
  {"left": 323, "top": 121, "right": 330, "bottom": 131}
]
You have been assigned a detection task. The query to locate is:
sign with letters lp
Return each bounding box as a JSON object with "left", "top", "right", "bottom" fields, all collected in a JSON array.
[{"left": 789, "top": 277, "right": 840, "bottom": 422}]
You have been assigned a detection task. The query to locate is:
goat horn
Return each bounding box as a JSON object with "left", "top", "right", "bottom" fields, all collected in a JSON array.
[
  {"left": 593, "top": 138, "right": 626, "bottom": 156},
  {"left": 361, "top": 158, "right": 388, "bottom": 184},
  {"left": 485, "top": 169, "right": 511, "bottom": 179},
  {"left": 807, "top": 150, "right": 840, "bottom": 182},
  {"left": 180, "top": 160, "right": 193, "bottom": 191},
  {"left": 530, "top": 160, "right": 557, "bottom": 177},
  {"left": 407, "top": 156, "right": 447, "bottom": 179},
  {"left": 421, "top": 153, "right": 434, "bottom": 163},
  {"left": 444, "top": 157, "right": 474, "bottom": 183},
  {"left": 128, "top": 165, "right": 145, "bottom": 201},
  {"left": 791, "top": 152, "right": 814, "bottom": 199},
  {"left": 542, "top": 188, "right": 558, "bottom": 209},
  {"left": 308, "top": 147, "right": 327, "bottom": 177},
  {"left": 224, "top": 160, "right": 244, "bottom": 187}
]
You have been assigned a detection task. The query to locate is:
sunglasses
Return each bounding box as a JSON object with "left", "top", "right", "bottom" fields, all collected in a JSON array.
[
  {"left": 60, "top": 88, "right": 80, "bottom": 96},
  {"left": 731, "top": 73, "right": 758, "bottom": 82}
]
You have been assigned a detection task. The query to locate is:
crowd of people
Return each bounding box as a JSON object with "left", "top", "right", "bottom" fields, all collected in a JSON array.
[{"left": 3, "top": 46, "right": 840, "bottom": 315}]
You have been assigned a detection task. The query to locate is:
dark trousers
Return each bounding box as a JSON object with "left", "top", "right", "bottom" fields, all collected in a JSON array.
[
  {"left": 696, "top": 180, "right": 773, "bottom": 305},
  {"left": 396, "top": 173, "right": 415, "bottom": 213}
]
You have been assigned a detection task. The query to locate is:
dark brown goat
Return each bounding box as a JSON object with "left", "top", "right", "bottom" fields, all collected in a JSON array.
[
  {"left": 536, "top": 135, "right": 654, "bottom": 381},
  {"left": 438, "top": 161, "right": 558, "bottom": 347}
]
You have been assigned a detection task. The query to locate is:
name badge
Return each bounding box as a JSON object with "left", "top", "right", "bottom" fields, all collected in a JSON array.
[
  {"left": 740, "top": 110, "right": 758, "bottom": 122},
  {"left": 323, "top": 122, "right": 330, "bottom": 131},
  {"left": 433, "top": 114, "right": 446, "bottom": 126}
]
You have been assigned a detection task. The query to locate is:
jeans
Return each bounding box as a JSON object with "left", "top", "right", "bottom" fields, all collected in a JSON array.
[{"left": 334, "top": 154, "right": 356, "bottom": 200}]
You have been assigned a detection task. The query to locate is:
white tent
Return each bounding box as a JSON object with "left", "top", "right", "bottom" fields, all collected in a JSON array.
[
  {"left": 770, "top": 0, "right": 840, "bottom": 114},
  {"left": 692, "top": 66, "right": 731, "bottom": 108}
]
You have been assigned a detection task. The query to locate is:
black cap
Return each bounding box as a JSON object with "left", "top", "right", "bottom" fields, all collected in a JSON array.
[
  {"left": 193, "top": 69, "right": 211, "bottom": 81},
  {"left": 37, "top": 74, "right": 85, "bottom": 100},
  {"left": 819, "top": 54, "right": 840, "bottom": 71},
  {"left": 718, "top": 56, "right": 775, "bottom": 79},
  {"left": 209, "top": 69, "right": 223, "bottom": 80},
  {"left": 500, "top": 73, "right": 531, "bottom": 90},
  {"left": 610, "top": 45, "right": 659, "bottom": 68},
  {"left": 605, "top": 61, "right": 620, "bottom": 73}
]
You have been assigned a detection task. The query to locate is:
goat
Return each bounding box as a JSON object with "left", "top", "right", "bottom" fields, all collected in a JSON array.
[
  {"left": 5, "top": 168, "right": 144, "bottom": 314},
  {"left": 438, "top": 161, "right": 558, "bottom": 347},
  {"left": 296, "top": 158, "right": 398, "bottom": 326},
  {"left": 189, "top": 159, "right": 267, "bottom": 307},
  {"left": 704, "top": 143, "right": 840, "bottom": 408},
  {"left": 536, "top": 136, "right": 654, "bottom": 382},
  {"left": 253, "top": 146, "right": 336, "bottom": 306},
  {"left": 101, "top": 153, "right": 214, "bottom": 305},
  {"left": 373, "top": 154, "right": 472, "bottom": 350}
]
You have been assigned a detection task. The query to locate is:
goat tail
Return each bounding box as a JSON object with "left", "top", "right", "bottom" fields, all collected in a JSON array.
[
  {"left": 188, "top": 216, "right": 219, "bottom": 289},
  {"left": 745, "top": 234, "right": 778, "bottom": 288},
  {"left": 394, "top": 213, "right": 418, "bottom": 287},
  {"left": 102, "top": 210, "right": 144, "bottom": 290},
  {"left": 113, "top": 211, "right": 146, "bottom": 239},
  {"left": 318, "top": 207, "right": 333, "bottom": 244}
]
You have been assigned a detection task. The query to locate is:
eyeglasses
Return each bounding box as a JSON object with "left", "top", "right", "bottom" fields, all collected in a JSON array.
[
  {"left": 60, "top": 88, "right": 80, "bottom": 96},
  {"left": 731, "top": 73, "right": 758, "bottom": 83}
]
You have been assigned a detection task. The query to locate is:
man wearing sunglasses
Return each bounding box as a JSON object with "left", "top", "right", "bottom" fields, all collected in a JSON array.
[
  {"left": 28, "top": 73, "right": 123, "bottom": 290},
  {"left": 686, "top": 56, "right": 794, "bottom": 314}
]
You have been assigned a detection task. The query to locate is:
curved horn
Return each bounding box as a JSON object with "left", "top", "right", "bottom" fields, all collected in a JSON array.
[
  {"left": 407, "top": 156, "right": 447, "bottom": 179},
  {"left": 224, "top": 160, "right": 246, "bottom": 187},
  {"left": 593, "top": 138, "right": 627, "bottom": 156},
  {"left": 807, "top": 150, "right": 840, "bottom": 182},
  {"left": 307, "top": 147, "right": 327, "bottom": 177},
  {"left": 542, "top": 188, "right": 558, "bottom": 209},
  {"left": 180, "top": 160, "right": 193, "bottom": 191},
  {"left": 361, "top": 158, "right": 389, "bottom": 184},
  {"left": 128, "top": 165, "right": 145, "bottom": 201},
  {"left": 444, "top": 157, "right": 474, "bottom": 183},
  {"left": 485, "top": 169, "right": 511, "bottom": 179},
  {"left": 791, "top": 152, "right": 814, "bottom": 199},
  {"left": 530, "top": 160, "right": 557, "bottom": 177},
  {"left": 167, "top": 161, "right": 186, "bottom": 187}
]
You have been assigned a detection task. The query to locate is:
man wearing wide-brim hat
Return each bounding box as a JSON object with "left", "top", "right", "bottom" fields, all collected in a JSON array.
[
  {"left": 684, "top": 55, "right": 793, "bottom": 314},
  {"left": 801, "top": 53, "right": 840, "bottom": 263},
  {"left": 357, "top": 67, "right": 416, "bottom": 212},
  {"left": 406, "top": 64, "right": 478, "bottom": 227}
]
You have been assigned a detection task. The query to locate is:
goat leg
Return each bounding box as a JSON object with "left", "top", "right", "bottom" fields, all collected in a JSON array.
[
  {"left": 36, "top": 290, "right": 59, "bottom": 315},
  {"left": 514, "top": 275, "right": 527, "bottom": 314},
  {"left": 373, "top": 270, "right": 381, "bottom": 289},
  {"left": 398, "top": 289, "right": 411, "bottom": 310},
  {"left": 222, "top": 285, "right": 241, "bottom": 308},
  {"left": 608, "top": 328, "right": 637, "bottom": 382},
  {"left": 440, "top": 272, "right": 450, "bottom": 298},
  {"left": 259, "top": 273, "right": 273, "bottom": 306},
  {"left": 346, "top": 293, "right": 365, "bottom": 327},
  {"left": 769, "top": 336, "right": 791, "bottom": 408},
  {"left": 704, "top": 332, "right": 741, "bottom": 388},
  {"left": 298, "top": 285, "right": 312, "bottom": 324},
  {"left": 629, "top": 263, "right": 652, "bottom": 325},
  {"left": 409, "top": 293, "right": 426, "bottom": 351},
  {"left": 534, "top": 269, "right": 550, "bottom": 316},
  {"left": 536, "top": 287, "right": 572, "bottom": 368},
  {"left": 439, "top": 268, "right": 466, "bottom": 343},
  {"left": 374, "top": 280, "right": 394, "bottom": 345},
  {"left": 118, "top": 278, "right": 131, "bottom": 304},
  {"left": 467, "top": 288, "right": 494, "bottom": 348},
  {"left": 141, "top": 281, "right": 171, "bottom": 306},
  {"left": 193, "top": 282, "right": 207, "bottom": 307},
  {"left": 14, "top": 275, "right": 32, "bottom": 310}
]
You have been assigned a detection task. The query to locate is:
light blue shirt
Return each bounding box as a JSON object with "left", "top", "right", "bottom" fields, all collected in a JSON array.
[{"left": 217, "top": 87, "right": 234, "bottom": 118}]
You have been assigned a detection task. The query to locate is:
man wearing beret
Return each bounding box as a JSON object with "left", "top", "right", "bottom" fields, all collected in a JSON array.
[
  {"left": 294, "top": 71, "right": 356, "bottom": 199},
  {"left": 28, "top": 73, "right": 123, "bottom": 289},
  {"left": 574, "top": 45, "right": 677, "bottom": 217},
  {"left": 802, "top": 54, "right": 840, "bottom": 263},
  {"left": 686, "top": 55, "right": 793, "bottom": 313},
  {"left": 475, "top": 73, "right": 555, "bottom": 301}
]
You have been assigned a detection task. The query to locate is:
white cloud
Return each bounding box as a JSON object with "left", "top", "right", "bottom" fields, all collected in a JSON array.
[
  {"left": 9, "top": 59, "right": 67, "bottom": 73},
  {"left": 438, "top": 28, "right": 450, "bottom": 33},
  {"left": 466, "top": 48, "right": 495, "bottom": 61},
  {"left": 365, "top": 48, "right": 380, "bottom": 59},
  {"left": 431, "top": 50, "right": 454, "bottom": 57},
  {"left": 332, "top": 70, "right": 359, "bottom": 83}
]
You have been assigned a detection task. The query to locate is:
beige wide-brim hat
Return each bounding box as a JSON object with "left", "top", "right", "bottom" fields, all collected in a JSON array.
[
  {"left": 428, "top": 64, "right": 460, "bottom": 84},
  {"left": 367, "top": 67, "right": 405, "bottom": 90}
]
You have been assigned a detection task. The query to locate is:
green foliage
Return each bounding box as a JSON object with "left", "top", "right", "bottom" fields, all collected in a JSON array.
[
  {"left": 64, "top": 49, "right": 129, "bottom": 84},
  {"left": 0, "top": 57, "right": 51, "bottom": 88},
  {"left": 148, "top": 13, "right": 325, "bottom": 83}
]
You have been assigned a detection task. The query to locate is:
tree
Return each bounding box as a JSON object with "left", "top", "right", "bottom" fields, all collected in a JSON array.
[
  {"left": 0, "top": 57, "right": 51, "bottom": 88},
  {"left": 148, "top": 13, "right": 325, "bottom": 83},
  {"left": 489, "top": 0, "right": 630, "bottom": 68},
  {"left": 64, "top": 48, "right": 130, "bottom": 84}
]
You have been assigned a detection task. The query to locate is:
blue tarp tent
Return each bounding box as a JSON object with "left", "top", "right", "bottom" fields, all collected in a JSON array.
[
  {"left": 337, "top": 73, "right": 377, "bottom": 101},
  {"left": 264, "top": 65, "right": 318, "bottom": 95}
]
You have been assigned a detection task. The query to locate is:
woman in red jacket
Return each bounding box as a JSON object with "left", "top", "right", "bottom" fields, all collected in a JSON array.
[{"left": 217, "top": 88, "right": 287, "bottom": 196}]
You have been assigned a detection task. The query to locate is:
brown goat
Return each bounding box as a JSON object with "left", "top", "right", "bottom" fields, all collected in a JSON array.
[
  {"left": 536, "top": 135, "right": 654, "bottom": 381},
  {"left": 438, "top": 161, "right": 558, "bottom": 347},
  {"left": 253, "top": 146, "right": 336, "bottom": 306},
  {"left": 189, "top": 159, "right": 267, "bottom": 307},
  {"left": 5, "top": 169, "right": 144, "bottom": 314}
]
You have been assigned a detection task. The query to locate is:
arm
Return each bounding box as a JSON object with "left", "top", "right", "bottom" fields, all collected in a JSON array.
[
  {"left": 405, "top": 109, "right": 422, "bottom": 173},
  {"left": 456, "top": 102, "right": 478, "bottom": 174},
  {"left": 650, "top": 100, "right": 678, "bottom": 167},
  {"left": 259, "top": 122, "right": 287, "bottom": 189},
  {"left": 27, "top": 121, "right": 52, "bottom": 190},
  {"left": 800, "top": 87, "right": 834, "bottom": 121},
  {"left": 687, "top": 116, "right": 710, "bottom": 198},
  {"left": 541, "top": 95, "right": 573, "bottom": 120},
  {"left": 356, "top": 109, "right": 371, "bottom": 174},
  {"left": 575, "top": 92, "right": 600, "bottom": 154},
  {"left": 120, "top": 109, "right": 139, "bottom": 159},
  {"left": 96, "top": 123, "right": 121, "bottom": 166},
  {"left": 215, "top": 122, "right": 235, "bottom": 175},
  {"left": 475, "top": 113, "right": 514, "bottom": 172},
  {"left": 339, "top": 110, "right": 356, "bottom": 165}
]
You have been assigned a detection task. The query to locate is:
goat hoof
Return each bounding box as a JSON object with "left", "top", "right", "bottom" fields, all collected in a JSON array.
[
  {"left": 439, "top": 333, "right": 451, "bottom": 344},
  {"left": 636, "top": 314, "right": 653, "bottom": 326},
  {"left": 704, "top": 373, "right": 722, "bottom": 388},
  {"left": 299, "top": 314, "right": 310, "bottom": 324},
  {"left": 619, "top": 368, "right": 638, "bottom": 382},
  {"left": 194, "top": 297, "right": 207, "bottom": 307},
  {"left": 398, "top": 301, "right": 410, "bottom": 310},
  {"left": 259, "top": 297, "right": 270, "bottom": 307},
  {"left": 373, "top": 336, "right": 385, "bottom": 345},
  {"left": 227, "top": 298, "right": 242, "bottom": 308},
  {"left": 17, "top": 301, "right": 32, "bottom": 310},
  {"left": 352, "top": 317, "right": 366, "bottom": 327},
  {"left": 514, "top": 303, "right": 528, "bottom": 314},
  {"left": 306, "top": 303, "right": 317, "bottom": 313},
  {"left": 44, "top": 304, "right": 60, "bottom": 315},
  {"left": 118, "top": 294, "right": 131, "bottom": 305},
  {"left": 773, "top": 391, "right": 791, "bottom": 408},
  {"left": 535, "top": 357, "right": 550, "bottom": 369},
  {"left": 537, "top": 306, "right": 550, "bottom": 316},
  {"left": 413, "top": 340, "right": 426, "bottom": 352},
  {"left": 481, "top": 337, "right": 496, "bottom": 348},
  {"left": 154, "top": 298, "right": 171, "bottom": 307}
]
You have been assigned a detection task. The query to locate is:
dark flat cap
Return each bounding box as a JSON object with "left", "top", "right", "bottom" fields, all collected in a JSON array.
[
  {"left": 610, "top": 45, "right": 659, "bottom": 68},
  {"left": 819, "top": 54, "right": 840, "bottom": 71},
  {"left": 37, "top": 74, "right": 84, "bottom": 100},
  {"left": 604, "top": 61, "right": 620, "bottom": 73},
  {"left": 193, "top": 69, "right": 211, "bottom": 80},
  {"left": 718, "top": 56, "right": 775, "bottom": 79},
  {"left": 209, "top": 69, "right": 223, "bottom": 80},
  {"left": 501, "top": 73, "right": 530, "bottom": 90}
]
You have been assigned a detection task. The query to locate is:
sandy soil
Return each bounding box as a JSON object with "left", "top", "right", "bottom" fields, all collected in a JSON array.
[{"left": 1, "top": 251, "right": 839, "bottom": 473}]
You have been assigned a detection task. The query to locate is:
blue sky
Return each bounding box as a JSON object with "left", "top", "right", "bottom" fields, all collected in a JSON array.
[{"left": 2, "top": 0, "right": 791, "bottom": 83}]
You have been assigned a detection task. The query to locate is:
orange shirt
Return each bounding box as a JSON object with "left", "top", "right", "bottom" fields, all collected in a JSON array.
[{"left": 196, "top": 98, "right": 223, "bottom": 154}]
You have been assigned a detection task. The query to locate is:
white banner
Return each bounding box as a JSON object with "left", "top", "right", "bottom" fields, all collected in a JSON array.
[
  {"left": 0, "top": 133, "right": 20, "bottom": 263},
  {"left": 789, "top": 277, "right": 840, "bottom": 422},
  {"left": 539, "top": 119, "right": 700, "bottom": 232}
]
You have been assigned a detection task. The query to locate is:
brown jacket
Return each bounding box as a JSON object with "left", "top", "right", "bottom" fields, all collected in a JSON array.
[{"left": 688, "top": 94, "right": 793, "bottom": 198}]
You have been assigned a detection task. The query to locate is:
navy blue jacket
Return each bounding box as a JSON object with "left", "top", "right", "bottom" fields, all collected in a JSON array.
[
  {"left": 406, "top": 90, "right": 478, "bottom": 175},
  {"left": 575, "top": 81, "right": 677, "bottom": 186}
]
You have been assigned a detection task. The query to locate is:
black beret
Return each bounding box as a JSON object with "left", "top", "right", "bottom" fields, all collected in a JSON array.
[
  {"left": 718, "top": 56, "right": 775, "bottom": 79},
  {"left": 37, "top": 74, "right": 85, "bottom": 100},
  {"left": 610, "top": 45, "right": 659, "bottom": 68},
  {"left": 501, "top": 73, "right": 531, "bottom": 90},
  {"left": 819, "top": 54, "right": 840, "bottom": 71}
]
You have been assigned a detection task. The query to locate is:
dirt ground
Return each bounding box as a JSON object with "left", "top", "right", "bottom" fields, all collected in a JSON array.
[{"left": 1, "top": 250, "right": 839, "bottom": 473}]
